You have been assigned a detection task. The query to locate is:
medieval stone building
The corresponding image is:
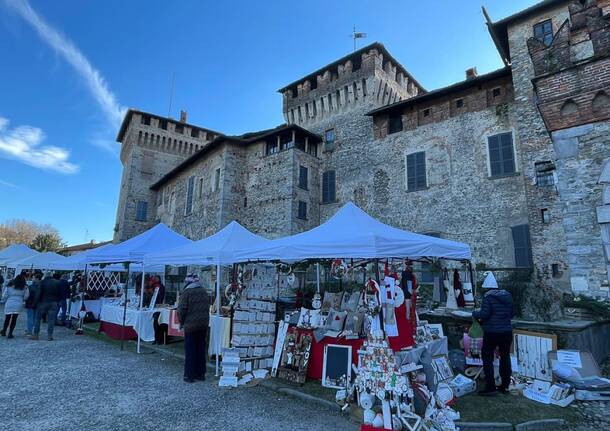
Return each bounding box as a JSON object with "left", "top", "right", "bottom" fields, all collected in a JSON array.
[{"left": 113, "top": 0, "right": 610, "bottom": 297}]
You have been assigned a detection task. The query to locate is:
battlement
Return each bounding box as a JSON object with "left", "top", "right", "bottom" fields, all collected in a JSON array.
[{"left": 279, "top": 42, "right": 424, "bottom": 127}]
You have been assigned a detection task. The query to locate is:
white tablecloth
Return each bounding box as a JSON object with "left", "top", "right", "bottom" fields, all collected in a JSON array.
[
  {"left": 67, "top": 299, "right": 105, "bottom": 319},
  {"left": 100, "top": 303, "right": 169, "bottom": 342},
  {"left": 209, "top": 315, "right": 231, "bottom": 355}
]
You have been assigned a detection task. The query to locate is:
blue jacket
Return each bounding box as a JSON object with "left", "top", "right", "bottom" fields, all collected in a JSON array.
[{"left": 472, "top": 289, "right": 513, "bottom": 333}]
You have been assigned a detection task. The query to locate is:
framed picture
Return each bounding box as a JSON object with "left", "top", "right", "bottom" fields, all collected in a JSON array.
[
  {"left": 431, "top": 355, "right": 454, "bottom": 382},
  {"left": 322, "top": 344, "right": 352, "bottom": 389},
  {"left": 427, "top": 323, "right": 444, "bottom": 339}
]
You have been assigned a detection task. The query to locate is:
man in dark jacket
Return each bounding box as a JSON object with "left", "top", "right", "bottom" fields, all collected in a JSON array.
[
  {"left": 177, "top": 274, "right": 210, "bottom": 383},
  {"left": 31, "top": 272, "right": 61, "bottom": 341},
  {"left": 472, "top": 272, "right": 513, "bottom": 396},
  {"left": 57, "top": 274, "right": 71, "bottom": 326}
]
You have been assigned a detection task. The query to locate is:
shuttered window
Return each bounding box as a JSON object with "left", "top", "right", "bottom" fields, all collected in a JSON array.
[
  {"left": 388, "top": 113, "right": 403, "bottom": 134},
  {"left": 534, "top": 19, "right": 553, "bottom": 46},
  {"left": 297, "top": 201, "right": 307, "bottom": 220},
  {"left": 299, "top": 165, "right": 308, "bottom": 190},
  {"left": 488, "top": 132, "right": 515, "bottom": 177},
  {"left": 185, "top": 176, "right": 195, "bottom": 215},
  {"left": 406, "top": 151, "right": 427, "bottom": 191},
  {"left": 512, "top": 224, "right": 533, "bottom": 268},
  {"left": 136, "top": 201, "right": 148, "bottom": 221},
  {"left": 322, "top": 170, "right": 336, "bottom": 204}
]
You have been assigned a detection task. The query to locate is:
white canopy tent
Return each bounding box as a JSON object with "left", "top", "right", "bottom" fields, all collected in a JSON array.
[
  {"left": 9, "top": 251, "right": 66, "bottom": 272},
  {"left": 143, "top": 220, "right": 270, "bottom": 370},
  {"left": 0, "top": 244, "right": 39, "bottom": 267},
  {"left": 234, "top": 202, "right": 472, "bottom": 262},
  {"left": 48, "top": 244, "right": 164, "bottom": 273},
  {"left": 86, "top": 223, "right": 191, "bottom": 350}
]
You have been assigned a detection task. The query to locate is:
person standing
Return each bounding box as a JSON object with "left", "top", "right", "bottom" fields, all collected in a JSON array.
[
  {"left": 177, "top": 274, "right": 210, "bottom": 383},
  {"left": 24, "top": 272, "right": 42, "bottom": 335},
  {"left": 57, "top": 274, "right": 71, "bottom": 326},
  {"left": 150, "top": 275, "right": 167, "bottom": 345},
  {"left": 31, "top": 272, "right": 61, "bottom": 341},
  {"left": 472, "top": 272, "right": 514, "bottom": 396},
  {"left": 1, "top": 272, "right": 29, "bottom": 338}
]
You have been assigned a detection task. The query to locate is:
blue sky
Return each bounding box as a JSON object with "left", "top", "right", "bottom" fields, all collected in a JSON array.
[{"left": 0, "top": 0, "right": 539, "bottom": 245}]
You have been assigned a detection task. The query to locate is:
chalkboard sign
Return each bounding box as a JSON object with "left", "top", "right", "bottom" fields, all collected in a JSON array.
[{"left": 322, "top": 344, "right": 352, "bottom": 389}]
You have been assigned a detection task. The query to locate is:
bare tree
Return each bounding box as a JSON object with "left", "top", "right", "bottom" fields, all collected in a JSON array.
[{"left": 0, "top": 219, "right": 65, "bottom": 250}]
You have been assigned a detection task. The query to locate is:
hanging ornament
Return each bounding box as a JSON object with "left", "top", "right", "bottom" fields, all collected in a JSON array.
[{"left": 331, "top": 259, "right": 348, "bottom": 279}]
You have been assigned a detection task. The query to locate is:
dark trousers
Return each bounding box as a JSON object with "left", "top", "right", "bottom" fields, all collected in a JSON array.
[
  {"left": 34, "top": 302, "right": 57, "bottom": 337},
  {"left": 184, "top": 329, "right": 207, "bottom": 380},
  {"left": 153, "top": 312, "right": 168, "bottom": 345},
  {"left": 2, "top": 314, "right": 18, "bottom": 336},
  {"left": 57, "top": 299, "right": 68, "bottom": 325},
  {"left": 482, "top": 331, "right": 512, "bottom": 390}
]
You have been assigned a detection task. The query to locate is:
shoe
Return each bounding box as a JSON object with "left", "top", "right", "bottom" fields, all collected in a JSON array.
[
  {"left": 30, "top": 335, "right": 39, "bottom": 340},
  {"left": 497, "top": 386, "right": 509, "bottom": 394},
  {"left": 47, "top": 336, "right": 54, "bottom": 341},
  {"left": 7, "top": 334, "right": 14, "bottom": 339},
  {"left": 183, "top": 377, "right": 194, "bottom": 383},
  {"left": 478, "top": 388, "right": 498, "bottom": 396}
]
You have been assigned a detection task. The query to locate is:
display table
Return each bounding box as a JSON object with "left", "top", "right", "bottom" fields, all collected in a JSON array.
[
  {"left": 99, "top": 303, "right": 170, "bottom": 342},
  {"left": 66, "top": 298, "right": 107, "bottom": 319}
]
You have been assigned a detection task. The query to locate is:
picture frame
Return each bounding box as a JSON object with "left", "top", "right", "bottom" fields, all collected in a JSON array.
[
  {"left": 427, "top": 323, "right": 444, "bottom": 339},
  {"left": 431, "top": 354, "right": 454, "bottom": 382},
  {"left": 322, "top": 344, "right": 352, "bottom": 389}
]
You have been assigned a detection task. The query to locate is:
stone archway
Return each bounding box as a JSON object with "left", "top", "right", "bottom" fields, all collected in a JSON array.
[{"left": 599, "top": 159, "right": 610, "bottom": 287}]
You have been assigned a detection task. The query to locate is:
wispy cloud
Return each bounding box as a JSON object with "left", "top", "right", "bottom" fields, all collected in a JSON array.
[
  {"left": 5, "top": 0, "right": 127, "bottom": 129},
  {"left": 0, "top": 179, "right": 22, "bottom": 189},
  {"left": 0, "top": 116, "right": 79, "bottom": 174}
]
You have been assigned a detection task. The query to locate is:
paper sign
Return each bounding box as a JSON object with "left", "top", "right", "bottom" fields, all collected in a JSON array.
[{"left": 557, "top": 350, "right": 582, "bottom": 369}]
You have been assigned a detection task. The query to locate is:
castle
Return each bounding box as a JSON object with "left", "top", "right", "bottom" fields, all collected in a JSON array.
[{"left": 113, "top": 0, "right": 610, "bottom": 297}]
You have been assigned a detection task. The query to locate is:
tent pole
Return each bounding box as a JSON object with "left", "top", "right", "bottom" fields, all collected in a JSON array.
[
  {"left": 467, "top": 260, "right": 475, "bottom": 302},
  {"left": 120, "top": 264, "right": 130, "bottom": 351},
  {"left": 215, "top": 263, "right": 221, "bottom": 377},
  {"left": 137, "top": 263, "right": 146, "bottom": 354},
  {"left": 316, "top": 262, "right": 320, "bottom": 293}
]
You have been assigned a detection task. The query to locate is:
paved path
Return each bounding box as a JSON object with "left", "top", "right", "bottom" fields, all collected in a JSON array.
[{"left": 0, "top": 314, "right": 356, "bottom": 431}]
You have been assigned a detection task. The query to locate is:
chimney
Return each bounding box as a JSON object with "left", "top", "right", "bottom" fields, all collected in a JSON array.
[
  {"left": 465, "top": 67, "right": 478, "bottom": 80},
  {"left": 179, "top": 110, "right": 188, "bottom": 123}
]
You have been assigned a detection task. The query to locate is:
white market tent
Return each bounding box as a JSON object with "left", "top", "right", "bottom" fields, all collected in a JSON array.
[
  {"left": 48, "top": 244, "right": 163, "bottom": 273},
  {"left": 86, "top": 223, "right": 191, "bottom": 350},
  {"left": 233, "top": 202, "right": 472, "bottom": 262},
  {"left": 0, "top": 244, "right": 39, "bottom": 267},
  {"left": 143, "top": 220, "right": 270, "bottom": 370},
  {"left": 87, "top": 223, "right": 191, "bottom": 265},
  {"left": 10, "top": 251, "right": 66, "bottom": 272}
]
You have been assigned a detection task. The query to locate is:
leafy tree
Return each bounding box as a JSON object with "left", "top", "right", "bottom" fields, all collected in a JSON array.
[{"left": 30, "top": 232, "right": 66, "bottom": 252}]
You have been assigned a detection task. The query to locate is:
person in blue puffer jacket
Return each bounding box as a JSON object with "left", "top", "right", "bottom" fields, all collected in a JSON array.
[{"left": 472, "top": 272, "right": 513, "bottom": 396}]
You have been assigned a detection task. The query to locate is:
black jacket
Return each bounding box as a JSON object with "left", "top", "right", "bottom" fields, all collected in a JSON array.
[
  {"left": 38, "top": 277, "right": 61, "bottom": 304},
  {"left": 472, "top": 289, "right": 513, "bottom": 333}
]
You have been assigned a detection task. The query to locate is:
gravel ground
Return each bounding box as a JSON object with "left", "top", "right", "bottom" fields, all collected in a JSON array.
[{"left": 0, "top": 312, "right": 356, "bottom": 431}]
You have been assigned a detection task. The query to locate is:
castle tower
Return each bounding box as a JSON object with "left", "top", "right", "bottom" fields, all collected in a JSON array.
[
  {"left": 113, "top": 109, "right": 221, "bottom": 241},
  {"left": 279, "top": 42, "right": 424, "bottom": 130}
]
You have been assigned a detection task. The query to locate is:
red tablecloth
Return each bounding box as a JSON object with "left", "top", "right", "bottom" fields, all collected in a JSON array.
[
  {"left": 99, "top": 321, "right": 138, "bottom": 340},
  {"left": 288, "top": 327, "right": 365, "bottom": 380}
]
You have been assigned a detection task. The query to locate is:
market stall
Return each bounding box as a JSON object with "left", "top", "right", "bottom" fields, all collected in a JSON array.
[
  {"left": 87, "top": 223, "right": 191, "bottom": 349},
  {"left": 8, "top": 251, "right": 66, "bottom": 273},
  {"left": 143, "top": 220, "right": 271, "bottom": 372}
]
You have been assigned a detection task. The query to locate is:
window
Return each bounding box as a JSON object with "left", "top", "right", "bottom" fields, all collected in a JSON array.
[
  {"left": 174, "top": 123, "right": 184, "bottom": 134},
  {"left": 512, "top": 224, "right": 533, "bottom": 268},
  {"left": 159, "top": 119, "right": 167, "bottom": 130},
  {"left": 541, "top": 208, "right": 550, "bottom": 224},
  {"left": 141, "top": 152, "right": 154, "bottom": 175},
  {"left": 322, "top": 170, "right": 336, "bottom": 204},
  {"left": 535, "top": 161, "right": 556, "bottom": 187},
  {"left": 455, "top": 99, "right": 464, "bottom": 108},
  {"left": 191, "top": 128, "right": 199, "bottom": 138},
  {"left": 213, "top": 168, "right": 221, "bottom": 192},
  {"left": 423, "top": 108, "right": 430, "bottom": 117},
  {"left": 406, "top": 151, "right": 427, "bottom": 191},
  {"left": 488, "top": 132, "right": 516, "bottom": 177},
  {"left": 185, "top": 176, "right": 195, "bottom": 215},
  {"left": 141, "top": 115, "right": 151, "bottom": 126},
  {"left": 198, "top": 177, "right": 204, "bottom": 199},
  {"left": 388, "top": 113, "right": 403, "bottom": 134},
  {"left": 243, "top": 197, "right": 247, "bottom": 208},
  {"left": 534, "top": 19, "right": 553, "bottom": 46},
  {"left": 324, "top": 129, "right": 335, "bottom": 151},
  {"left": 297, "top": 200, "right": 307, "bottom": 220},
  {"left": 266, "top": 141, "right": 278, "bottom": 155},
  {"left": 136, "top": 201, "right": 148, "bottom": 221},
  {"left": 492, "top": 87, "right": 502, "bottom": 98},
  {"left": 299, "top": 165, "right": 308, "bottom": 190}
]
